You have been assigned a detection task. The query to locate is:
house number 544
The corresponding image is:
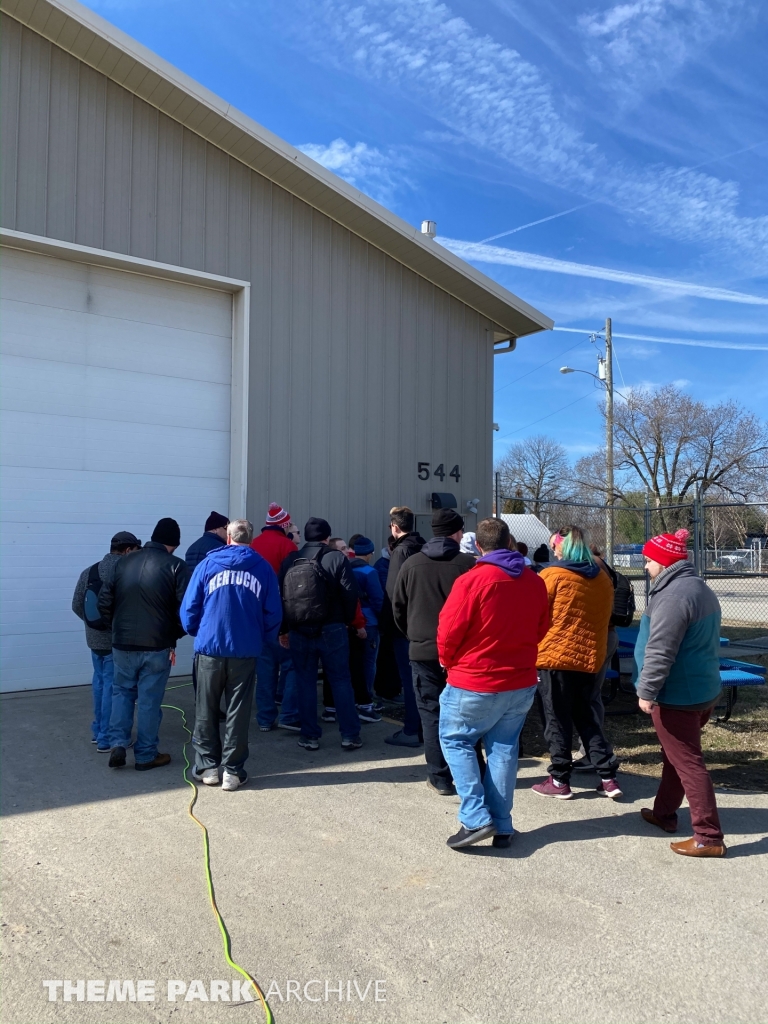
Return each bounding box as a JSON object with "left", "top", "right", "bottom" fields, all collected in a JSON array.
[{"left": 417, "top": 463, "right": 461, "bottom": 482}]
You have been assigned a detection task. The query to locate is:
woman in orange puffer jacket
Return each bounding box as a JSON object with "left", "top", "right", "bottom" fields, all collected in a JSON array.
[{"left": 531, "top": 526, "right": 619, "bottom": 801}]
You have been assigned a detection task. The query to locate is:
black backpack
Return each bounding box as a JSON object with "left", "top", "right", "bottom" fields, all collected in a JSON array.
[
  {"left": 610, "top": 569, "right": 636, "bottom": 628},
  {"left": 281, "top": 548, "right": 330, "bottom": 628},
  {"left": 83, "top": 562, "right": 109, "bottom": 630}
]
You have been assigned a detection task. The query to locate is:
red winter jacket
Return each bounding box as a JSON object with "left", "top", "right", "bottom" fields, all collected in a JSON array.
[
  {"left": 251, "top": 527, "right": 297, "bottom": 575},
  {"left": 437, "top": 554, "right": 550, "bottom": 693}
]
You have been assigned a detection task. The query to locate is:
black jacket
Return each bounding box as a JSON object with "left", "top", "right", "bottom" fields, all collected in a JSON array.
[
  {"left": 184, "top": 531, "right": 225, "bottom": 572},
  {"left": 392, "top": 537, "right": 476, "bottom": 661},
  {"left": 385, "top": 532, "right": 426, "bottom": 602},
  {"left": 98, "top": 541, "right": 190, "bottom": 651},
  {"left": 278, "top": 542, "right": 358, "bottom": 632}
]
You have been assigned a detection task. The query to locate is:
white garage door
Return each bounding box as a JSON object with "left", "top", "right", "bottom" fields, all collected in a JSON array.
[{"left": 0, "top": 246, "right": 233, "bottom": 691}]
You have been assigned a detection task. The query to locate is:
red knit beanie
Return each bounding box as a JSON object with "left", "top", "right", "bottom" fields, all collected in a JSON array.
[
  {"left": 642, "top": 528, "right": 690, "bottom": 567},
  {"left": 266, "top": 502, "right": 290, "bottom": 527}
]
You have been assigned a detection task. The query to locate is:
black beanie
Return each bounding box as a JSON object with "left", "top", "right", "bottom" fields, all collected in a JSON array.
[
  {"left": 151, "top": 517, "right": 181, "bottom": 547},
  {"left": 205, "top": 510, "right": 229, "bottom": 531},
  {"left": 304, "top": 517, "right": 332, "bottom": 542},
  {"left": 431, "top": 509, "right": 464, "bottom": 537}
]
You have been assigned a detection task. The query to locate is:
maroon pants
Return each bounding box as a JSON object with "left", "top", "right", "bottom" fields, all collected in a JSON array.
[{"left": 651, "top": 705, "right": 723, "bottom": 845}]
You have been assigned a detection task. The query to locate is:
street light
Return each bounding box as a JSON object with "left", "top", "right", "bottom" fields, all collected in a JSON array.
[{"left": 558, "top": 318, "right": 615, "bottom": 564}]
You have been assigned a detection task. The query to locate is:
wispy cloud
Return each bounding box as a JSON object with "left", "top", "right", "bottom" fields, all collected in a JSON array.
[
  {"left": 295, "top": 138, "right": 408, "bottom": 205},
  {"left": 292, "top": 0, "right": 768, "bottom": 269},
  {"left": 578, "top": 0, "right": 749, "bottom": 102},
  {"left": 438, "top": 238, "right": 768, "bottom": 306},
  {"left": 554, "top": 326, "right": 768, "bottom": 351}
]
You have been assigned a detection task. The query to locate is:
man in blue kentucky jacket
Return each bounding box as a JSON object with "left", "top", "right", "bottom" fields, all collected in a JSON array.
[{"left": 181, "top": 519, "right": 282, "bottom": 791}]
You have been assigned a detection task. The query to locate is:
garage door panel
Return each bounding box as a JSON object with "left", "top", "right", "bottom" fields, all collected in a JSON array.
[
  {"left": 2, "top": 297, "right": 232, "bottom": 383},
  {"left": 1, "top": 470, "right": 227, "bottom": 520},
  {"left": 1, "top": 633, "right": 91, "bottom": 684},
  {"left": 2, "top": 411, "right": 230, "bottom": 476},
  {"left": 0, "top": 246, "right": 234, "bottom": 691},
  {"left": 6, "top": 249, "right": 233, "bottom": 336},
  {"left": 2, "top": 356, "right": 231, "bottom": 431}
]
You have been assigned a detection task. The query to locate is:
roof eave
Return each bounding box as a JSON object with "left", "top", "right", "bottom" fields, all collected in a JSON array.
[{"left": 1, "top": 0, "right": 554, "bottom": 338}]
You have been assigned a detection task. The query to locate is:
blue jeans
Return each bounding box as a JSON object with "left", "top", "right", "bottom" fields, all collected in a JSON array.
[
  {"left": 91, "top": 651, "right": 114, "bottom": 747},
  {"left": 110, "top": 649, "right": 173, "bottom": 764},
  {"left": 290, "top": 624, "right": 361, "bottom": 742},
  {"left": 439, "top": 684, "right": 536, "bottom": 833},
  {"left": 256, "top": 639, "right": 299, "bottom": 728},
  {"left": 393, "top": 635, "right": 423, "bottom": 737},
  {"left": 362, "top": 624, "right": 380, "bottom": 699}
]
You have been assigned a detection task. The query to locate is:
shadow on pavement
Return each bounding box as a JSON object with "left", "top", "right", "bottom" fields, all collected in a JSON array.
[
  {"left": 0, "top": 682, "right": 428, "bottom": 818},
  {"left": 457, "top": 804, "right": 768, "bottom": 858}
]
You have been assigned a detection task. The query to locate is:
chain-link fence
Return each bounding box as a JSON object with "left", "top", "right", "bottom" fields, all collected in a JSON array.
[{"left": 495, "top": 489, "right": 768, "bottom": 632}]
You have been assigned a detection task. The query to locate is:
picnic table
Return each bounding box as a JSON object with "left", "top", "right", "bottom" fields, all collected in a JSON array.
[{"left": 613, "top": 627, "right": 766, "bottom": 723}]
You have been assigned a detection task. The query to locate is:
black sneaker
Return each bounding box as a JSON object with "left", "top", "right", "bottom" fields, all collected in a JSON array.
[
  {"left": 108, "top": 746, "right": 126, "bottom": 768},
  {"left": 372, "top": 700, "right": 385, "bottom": 713},
  {"left": 321, "top": 708, "right": 336, "bottom": 723},
  {"left": 356, "top": 705, "right": 382, "bottom": 723},
  {"left": 446, "top": 823, "right": 497, "bottom": 849},
  {"left": 492, "top": 833, "right": 514, "bottom": 849},
  {"left": 427, "top": 778, "right": 456, "bottom": 797},
  {"left": 298, "top": 737, "right": 319, "bottom": 751},
  {"left": 341, "top": 736, "right": 363, "bottom": 751}
]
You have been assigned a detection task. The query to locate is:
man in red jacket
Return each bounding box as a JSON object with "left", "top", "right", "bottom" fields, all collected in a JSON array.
[
  {"left": 437, "top": 518, "right": 549, "bottom": 850},
  {"left": 251, "top": 503, "right": 300, "bottom": 732},
  {"left": 251, "top": 503, "right": 299, "bottom": 573}
]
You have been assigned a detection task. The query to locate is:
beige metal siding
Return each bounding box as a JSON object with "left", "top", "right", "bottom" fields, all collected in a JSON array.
[{"left": 1, "top": 16, "right": 494, "bottom": 545}]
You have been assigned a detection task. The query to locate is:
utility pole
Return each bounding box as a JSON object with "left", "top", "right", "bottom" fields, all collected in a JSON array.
[
  {"left": 559, "top": 317, "right": 615, "bottom": 561},
  {"left": 604, "top": 317, "right": 614, "bottom": 565}
]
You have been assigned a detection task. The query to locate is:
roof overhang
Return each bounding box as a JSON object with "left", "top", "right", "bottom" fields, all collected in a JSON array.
[{"left": 1, "top": 0, "right": 554, "bottom": 340}]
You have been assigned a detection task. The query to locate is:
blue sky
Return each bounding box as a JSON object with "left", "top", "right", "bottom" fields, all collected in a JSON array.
[{"left": 88, "top": 0, "right": 768, "bottom": 461}]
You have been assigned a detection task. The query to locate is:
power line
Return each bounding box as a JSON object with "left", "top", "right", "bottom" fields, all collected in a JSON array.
[
  {"left": 497, "top": 390, "right": 595, "bottom": 439},
  {"left": 494, "top": 338, "right": 586, "bottom": 394}
]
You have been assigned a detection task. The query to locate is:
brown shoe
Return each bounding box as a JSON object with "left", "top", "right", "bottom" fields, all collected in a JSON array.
[
  {"left": 670, "top": 837, "right": 727, "bottom": 858},
  {"left": 641, "top": 807, "right": 677, "bottom": 834},
  {"left": 135, "top": 753, "right": 171, "bottom": 772}
]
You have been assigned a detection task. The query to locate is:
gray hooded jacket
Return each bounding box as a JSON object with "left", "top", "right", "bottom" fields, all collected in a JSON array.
[{"left": 72, "top": 553, "right": 121, "bottom": 653}]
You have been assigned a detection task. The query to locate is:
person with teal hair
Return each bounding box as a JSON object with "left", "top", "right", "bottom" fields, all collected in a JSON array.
[{"left": 533, "top": 526, "right": 618, "bottom": 800}]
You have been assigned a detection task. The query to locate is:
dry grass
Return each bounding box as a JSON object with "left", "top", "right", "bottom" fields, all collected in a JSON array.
[
  {"left": 382, "top": 623, "right": 768, "bottom": 793},
  {"left": 519, "top": 671, "right": 768, "bottom": 794}
]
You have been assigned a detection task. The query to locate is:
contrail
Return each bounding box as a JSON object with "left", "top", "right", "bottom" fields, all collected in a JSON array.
[
  {"left": 477, "top": 140, "right": 767, "bottom": 246},
  {"left": 553, "top": 326, "right": 768, "bottom": 351},
  {"left": 438, "top": 238, "right": 768, "bottom": 306},
  {"left": 479, "top": 204, "right": 593, "bottom": 244}
]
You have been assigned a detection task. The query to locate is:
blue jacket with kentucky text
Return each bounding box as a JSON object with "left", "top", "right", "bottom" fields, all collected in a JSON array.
[{"left": 180, "top": 544, "right": 282, "bottom": 659}]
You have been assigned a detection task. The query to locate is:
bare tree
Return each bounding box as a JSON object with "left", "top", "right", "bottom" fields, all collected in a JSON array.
[
  {"left": 573, "top": 386, "right": 767, "bottom": 528},
  {"left": 495, "top": 435, "right": 571, "bottom": 515}
]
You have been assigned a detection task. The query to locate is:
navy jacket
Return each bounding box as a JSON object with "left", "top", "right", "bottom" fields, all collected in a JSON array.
[
  {"left": 184, "top": 531, "right": 226, "bottom": 573},
  {"left": 349, "top": 558, "right": 385, "bottom": 627},
  {"left": 180, "top": 544, "right": 282, "bottom": 659}
]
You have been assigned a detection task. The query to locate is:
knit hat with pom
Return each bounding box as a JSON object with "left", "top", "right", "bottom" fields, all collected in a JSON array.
[
  {"left": 642, "top": 528, "right": 690, "bottom": 567},
  {"left": 265, "top": 503, "right": 291, "bottom": 527}
]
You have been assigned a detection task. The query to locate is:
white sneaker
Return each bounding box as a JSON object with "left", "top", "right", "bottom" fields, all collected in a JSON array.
[
  {"left": 192, "top": 765, "right": 220, "bottom": 786},
  {"left": 221, "top": 771, "right": 246, "bottom": 791}
]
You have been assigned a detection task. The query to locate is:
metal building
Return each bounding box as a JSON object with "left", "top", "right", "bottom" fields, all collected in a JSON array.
[{"left": 0, "top": 0, "right": 552, "bottom": 690}]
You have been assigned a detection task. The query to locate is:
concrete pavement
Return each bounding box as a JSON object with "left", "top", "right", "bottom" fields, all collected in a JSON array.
[{"left": 2, "top": 682, "right": 767, "bottom": 1024}]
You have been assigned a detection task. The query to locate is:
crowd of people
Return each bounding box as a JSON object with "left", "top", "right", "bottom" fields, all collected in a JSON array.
[{"left": 73, "top": 502, "right": 727, "bottom": 856}]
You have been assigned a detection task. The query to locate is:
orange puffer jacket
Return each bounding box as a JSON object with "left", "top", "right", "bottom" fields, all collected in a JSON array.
[{"left": 536, "top": 562, "right": 614, "bottom": 673}]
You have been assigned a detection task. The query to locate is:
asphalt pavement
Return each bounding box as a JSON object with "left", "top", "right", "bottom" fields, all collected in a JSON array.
[{"left": 2, "top": 683, "right": 767, "bottom": 1024}]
